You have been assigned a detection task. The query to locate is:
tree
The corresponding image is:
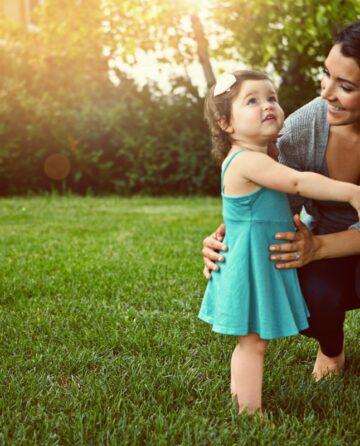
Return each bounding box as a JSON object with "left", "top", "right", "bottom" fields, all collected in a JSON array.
[
  {"left": 211, "top": 0, "right": 360, "bottom": 113},
  {"left": 0, "top": 0, "right": 218, "bottom": 196},
  {"left": 102, "top": 0, "right": 215, "bottom": 87}
]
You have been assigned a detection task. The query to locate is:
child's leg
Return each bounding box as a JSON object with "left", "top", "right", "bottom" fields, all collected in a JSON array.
[{"left": 231, "top": 333, "right": 269, "bottom": 415}]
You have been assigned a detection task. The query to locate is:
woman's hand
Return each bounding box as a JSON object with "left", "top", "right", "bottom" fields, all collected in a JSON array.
[
  {"left": 269, "top": 214, "right": 320, "bottom": 269},
  {"left": 202, "top": 224, "right": 227, "bottom": 280}
]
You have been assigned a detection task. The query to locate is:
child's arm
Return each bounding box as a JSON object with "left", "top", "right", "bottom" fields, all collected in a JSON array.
[{"left": 240, "top": 151, "right": 360, "bottom": 218}]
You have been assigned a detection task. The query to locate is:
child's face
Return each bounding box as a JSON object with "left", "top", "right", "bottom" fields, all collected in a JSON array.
[{"left": 227, "top": 80, "right": 284, "bottom": 146}]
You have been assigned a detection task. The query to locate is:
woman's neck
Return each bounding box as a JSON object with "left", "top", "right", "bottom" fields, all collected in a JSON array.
[
  {"left": 331, "top": 122, "right": 360, "bottom": 142},
  {"left": 348, "top": 122, "right": 360, "bottom": 139}
]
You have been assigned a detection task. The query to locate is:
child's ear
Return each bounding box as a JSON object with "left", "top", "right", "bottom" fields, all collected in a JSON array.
[{"left": 218, "top": 117, "right": 233, "bottom": 134}]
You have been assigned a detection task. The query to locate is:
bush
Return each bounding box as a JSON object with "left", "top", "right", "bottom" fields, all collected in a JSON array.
[{"left": 0, "top": 18, "right": 219, "bottom": 196}]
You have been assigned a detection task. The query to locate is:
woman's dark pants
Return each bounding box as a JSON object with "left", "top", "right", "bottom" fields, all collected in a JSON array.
[{"left": 298, "top": 255, "right": 360, "bottom": 357}]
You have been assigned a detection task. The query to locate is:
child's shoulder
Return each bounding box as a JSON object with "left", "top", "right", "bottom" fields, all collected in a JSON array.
[{"left": 222, "top": 149, "right": 270, "bottom": 173}]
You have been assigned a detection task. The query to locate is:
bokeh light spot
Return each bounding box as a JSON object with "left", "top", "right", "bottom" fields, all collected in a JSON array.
[{"left": 44, "top": 153, "right": 71, "bottom": 181}]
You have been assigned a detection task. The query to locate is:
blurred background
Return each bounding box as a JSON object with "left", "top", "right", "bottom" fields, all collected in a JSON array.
[{"left": 0, "top": 0, "right": 359, "bottom": 196}]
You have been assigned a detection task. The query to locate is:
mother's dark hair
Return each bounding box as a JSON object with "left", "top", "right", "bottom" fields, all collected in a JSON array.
[{"left": 335, "top": 21, "right": 360, "bottom": 66}]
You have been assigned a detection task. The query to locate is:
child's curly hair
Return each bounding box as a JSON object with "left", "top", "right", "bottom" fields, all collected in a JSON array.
[{"left": 204, "top": 70, "right": 271, "bottom": 165}]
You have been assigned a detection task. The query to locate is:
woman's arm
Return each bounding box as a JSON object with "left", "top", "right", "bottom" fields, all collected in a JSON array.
[
  {"left": 315, "top": 229, "right": 360, "bottom": 259},
  {"left": 203, "top": 216, "right": 360, "bottom": 276},
  {"left": 269, "top": 216, "right": 360, "bottom": 269}
]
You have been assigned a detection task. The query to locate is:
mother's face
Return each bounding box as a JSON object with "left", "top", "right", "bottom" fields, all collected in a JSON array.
[{"left": 321, "top": 44, "right": 360, "bottom": 126}]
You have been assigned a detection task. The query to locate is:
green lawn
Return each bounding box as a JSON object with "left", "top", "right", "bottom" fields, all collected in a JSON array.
[{"left": 0, "top": 196, "right": 359, "bottom": 445}]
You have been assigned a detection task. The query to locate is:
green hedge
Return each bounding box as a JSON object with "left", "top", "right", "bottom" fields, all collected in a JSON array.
[
  {"left": 0, "top": 76, "right": 219, "bottom": 196},
  {"left": 0, "top": 23, "right": 219, "bottom": 196}
]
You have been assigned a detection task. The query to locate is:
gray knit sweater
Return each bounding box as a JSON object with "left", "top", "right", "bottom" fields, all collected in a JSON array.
[{"left": 278, "top": 96, "right": 360, "bottom": 234}]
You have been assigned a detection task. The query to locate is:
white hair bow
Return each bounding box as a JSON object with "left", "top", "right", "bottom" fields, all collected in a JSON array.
[{"left": 214, "top": 73, "right": 237, "bottom": 96}]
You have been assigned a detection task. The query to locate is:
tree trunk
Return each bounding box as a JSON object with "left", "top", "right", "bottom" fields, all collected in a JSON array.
[{"left": 191, "top": 14, "right": 216, "bottom": 88}]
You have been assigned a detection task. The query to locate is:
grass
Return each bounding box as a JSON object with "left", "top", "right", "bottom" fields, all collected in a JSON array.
[{"left": 0, "top": 195, "right": 359, "bottom": 445}]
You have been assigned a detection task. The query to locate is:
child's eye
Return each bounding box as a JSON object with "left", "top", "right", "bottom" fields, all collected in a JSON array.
[
  {"left": 268, "top": 96, "right": 277, "bottom": 102},
  {"left": 322, "top": 67, "right": 330, "bottom": 77},
  {"left": 246, "top": 98, "right": 257, "bottom": 105}
]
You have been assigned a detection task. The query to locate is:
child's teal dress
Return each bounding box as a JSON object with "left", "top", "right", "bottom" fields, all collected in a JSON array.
[{"left": 199, "top": 150, "right": 309, "bottom": 339}]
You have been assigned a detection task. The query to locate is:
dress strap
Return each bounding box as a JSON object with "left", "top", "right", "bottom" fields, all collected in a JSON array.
[{"left": 221, "top": 150, "right": 245, "bottom": 191}]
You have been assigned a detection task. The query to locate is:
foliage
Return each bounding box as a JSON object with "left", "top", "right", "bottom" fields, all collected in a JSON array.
[
  {"left": 102, "top": 0, "right": 216, "bottom": 87},
  {"left": 0, "top": 1, "right": 217, "bottom": 196},
  {"left": 211, "top": 0, "right": 360, "bottom": 114},
  {"left": 0, "top": 72, "right": 216, "bottom": 195},
  {"left": 102, "top": 0, "right": 199, "bottom": 65},
  {"left": 1, "top": 196, "right": 360, "bottom": 444},
  {"left": 2, "top": 0, "right": 360, "bottom": 194}
]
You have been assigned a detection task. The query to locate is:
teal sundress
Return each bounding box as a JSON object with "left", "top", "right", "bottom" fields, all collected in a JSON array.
[{"left": 199, "top": 150, "right": 309, "bottom": 339}]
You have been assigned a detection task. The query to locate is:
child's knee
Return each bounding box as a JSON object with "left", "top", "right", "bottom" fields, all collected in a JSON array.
[{"left": 239, "top": 333, "right": 268, "bottom": 354}]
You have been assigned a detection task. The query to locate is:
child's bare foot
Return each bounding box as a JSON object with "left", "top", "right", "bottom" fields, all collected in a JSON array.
[
  {"left": 231, "top": 393, "right": 239, "bottom": 412},
  {"left": 312, "top": 347, "right": 345, "bottom": 381},
  {"left": 231, "top": 393, "right": 263, "bottom": 416}
]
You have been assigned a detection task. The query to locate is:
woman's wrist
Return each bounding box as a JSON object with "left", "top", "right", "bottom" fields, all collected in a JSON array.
[
  {"left": 311, "top": 229, "right": 360, "bottom": 260},
  {"left": 312, "top": 234, "right": 324, "bottom": 261}
]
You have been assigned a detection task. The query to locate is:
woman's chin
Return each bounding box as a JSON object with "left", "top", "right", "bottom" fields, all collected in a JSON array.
[{"left": 326, "top": 110, "right": 351, "bottom": 126}]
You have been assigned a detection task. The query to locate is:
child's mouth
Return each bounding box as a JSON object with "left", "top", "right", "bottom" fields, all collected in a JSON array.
[{"left": 263, "top": 115, "right": 276, "bottom": 122}]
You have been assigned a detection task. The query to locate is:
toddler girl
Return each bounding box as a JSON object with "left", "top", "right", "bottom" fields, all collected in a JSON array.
[{"left": 198, "top": 70, "right": 360, "bottom": 415}]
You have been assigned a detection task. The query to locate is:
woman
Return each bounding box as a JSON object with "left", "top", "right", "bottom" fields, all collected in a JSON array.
[{"left": 202, "top": 21, "right": 360, "bottom": 381}]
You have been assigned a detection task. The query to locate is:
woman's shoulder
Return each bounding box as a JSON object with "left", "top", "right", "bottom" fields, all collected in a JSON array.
[
  {"left": 285, "top": 96, "right": 327, "bottom": 127},
  {"left": 279, "top": 97, "right": 328, "bottom": 151},
  {"left": 278, "top": 97, "right": 329, "bottom": 169}
]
